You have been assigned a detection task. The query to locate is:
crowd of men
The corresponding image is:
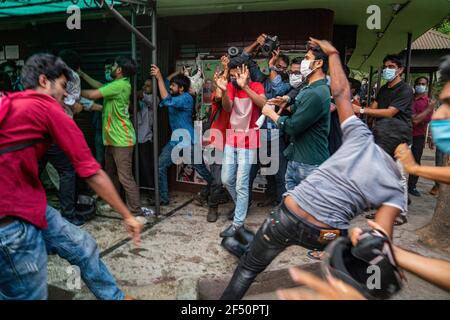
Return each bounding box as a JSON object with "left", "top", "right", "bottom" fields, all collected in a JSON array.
[{"left": 0, "top": 34, "right": 449, "bottom": 300}]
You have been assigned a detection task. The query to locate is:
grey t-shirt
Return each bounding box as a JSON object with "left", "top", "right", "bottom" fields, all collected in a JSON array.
[{"left": 285, "top": 115, "right": 406, "bottom": 229}]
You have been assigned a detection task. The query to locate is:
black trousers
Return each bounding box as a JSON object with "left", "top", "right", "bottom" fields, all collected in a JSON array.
[
  {"left": 220, "top": 203, "right": 346, "bottom": 300},
  {"left": 408, "top": 135, "right": 426, "bottom": 190},
  {"left": 39, "top": 144, "right": 76, "bottom": 217}
]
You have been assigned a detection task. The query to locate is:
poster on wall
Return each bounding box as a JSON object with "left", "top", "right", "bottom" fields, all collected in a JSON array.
[{"left": 176, "top": 163, "right": 208, "bottom": 185}]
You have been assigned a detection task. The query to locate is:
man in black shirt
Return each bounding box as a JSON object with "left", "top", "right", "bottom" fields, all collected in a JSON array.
[{"left": 353, "top": 54, "right": 413, "bottom": 226}]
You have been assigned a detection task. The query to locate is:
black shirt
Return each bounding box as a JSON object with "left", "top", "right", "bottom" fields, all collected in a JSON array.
[{"left": 375, "top": 80, "right": 413, "bottom": 125}]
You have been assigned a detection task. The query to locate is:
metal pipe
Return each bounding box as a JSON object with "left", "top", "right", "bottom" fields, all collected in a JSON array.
[
  {"left": 405, "top": 32, "right": 412, "bottom": 84},
  {"left": 131, "top": 9, "right": 140, "bottom": 189},
  {"left": 95, "top": 0, "right": 155, "bottom": 50},
  {"left": 150, "top": 1, "right": 160, "bottom": 216},
  {"left": 376, "top": 67, "right": 382, "bottom": 96},
  {"left": 367, "top": 66, "right": 374, "bottom": 105}
]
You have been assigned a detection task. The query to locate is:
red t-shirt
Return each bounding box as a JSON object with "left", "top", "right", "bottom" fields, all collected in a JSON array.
[
  {"left": 225, "top": 81, "right": 264, "bottom": 149},
  {"left": 412, "top": 95, "right": 432, "bottom": 137},
  {"left": 0, "top": 90, "right": 101, "bottom": 229},
  {"left": 206, "top": 92, "right": 230, "bottom": 151}
]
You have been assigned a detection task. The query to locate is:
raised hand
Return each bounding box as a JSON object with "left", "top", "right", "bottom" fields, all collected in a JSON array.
[
  {"left": 214, "top": 71, "right": 228, "bottom": 92},
  {"left": 221, "top": 55, "right": 230, "bottom": 68},
  {"left": 256, "top": 33, "right": 267, "bottom": 46},
  {"left": 269, "top": 48, "right": 281, "bottom": 68},
  {"left": 236, "top": 64, "right": 249, "bottom": 88},
  {"left": 308, "top": 37, "right": 339, "bottom": 56},
  {"left": 150, "top": 64, "right": 162, "bottom": 80}
]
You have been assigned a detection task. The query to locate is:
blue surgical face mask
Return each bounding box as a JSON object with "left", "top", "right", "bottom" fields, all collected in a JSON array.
[
  {"left": 415, "top": 85, "right": 427, "bottom": 94},
  {"left": 430, "top": 119, "right": 450, "bottom": 154},
  {"left": 105, "top": 71, "right": 113, "bottom": 82},
  {"left": 382, "top": 68, "right": 397, "bottom": 82}
]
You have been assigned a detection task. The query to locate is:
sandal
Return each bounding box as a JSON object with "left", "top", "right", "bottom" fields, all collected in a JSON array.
[
  {"left": 394, "top": 215, "right": 408, "bottom": 226},
  {"left": 307, "top": 250, "right": 325, "bottom": 260},
  {"left": 365, "top": 213, "right": 376, "bottom": 220}
]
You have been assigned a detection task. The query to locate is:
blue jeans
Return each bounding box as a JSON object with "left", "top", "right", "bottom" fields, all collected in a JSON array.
[
  {"left": 0, "top": 219, "right": 47, "bottom": 300},
  {"left": 43, "top": 206, "right": 124, "bottom": 300},
  {"left": 285, "top": 161, "right": 319, "bottom": 191},
  {"left": 221, "top": 145, "right": 256, "bottom": 226},
  {"left": 159, "top": 142, "right": 212, "bottom": 203}
]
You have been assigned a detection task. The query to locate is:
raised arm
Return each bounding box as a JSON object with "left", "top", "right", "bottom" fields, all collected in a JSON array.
[
  {"left": 150, "top": 64, "right": 169, "bottom": 100},
  {"left": 308, "top": 38, "right": 354, "bottom": 124},
  {"left": 214, "top": 71, "right": 232, "bottom": 112},
  {"left": 244, "top": 34, "right": 266, "bottom": 55},
  {"left": 237, "top": 65, "right": 267, "bottom": 109},
  {"left": 78, "top": 69, "right": 103, "bottom": 89}
]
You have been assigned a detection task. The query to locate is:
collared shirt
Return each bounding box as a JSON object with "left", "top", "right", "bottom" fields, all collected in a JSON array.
[
  {"left": 277, "top": 78, "right": 331, "bottom": 165},
  {"left": 99, "top": 77, "right": 136, "bottom": 147},
  {"left": 286, "top": 116, "right": 405, "bottom": 229},
  {"left": 0, "top": 90, "right": 100, "bottom": 229},
  {"left": 160, "top": 80, "right": 195, "bottom": 147},
  {"left": 412, "top": 95, "right": 432, "bottom": 137}
]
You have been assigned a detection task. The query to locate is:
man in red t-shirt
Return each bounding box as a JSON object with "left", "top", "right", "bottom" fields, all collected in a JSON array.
[
  {"left": 408, "top": 76, "right": 434, "bottom": 196},
  {"left": 215, "top": 61, "right": 266, "bottom": 237},
  {"left": 0, "top": 54, "right": 141, "bottom": 300}
]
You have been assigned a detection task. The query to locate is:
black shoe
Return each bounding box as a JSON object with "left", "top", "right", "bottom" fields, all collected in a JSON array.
[
  {"left": 220, "top": 223, "right": 241, "bottom": 238},
  {"left": 207, "top": 207, "right": 218, "bottom": 222},
  {"left": 64, "top": 215, "right": 85, "bottom": 226},
  {"left": 408, "top": 188, "right": 421, "bottom": 197}
]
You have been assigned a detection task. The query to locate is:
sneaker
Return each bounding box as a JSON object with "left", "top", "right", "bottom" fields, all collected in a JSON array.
[
  {"left": 430, "top": 185, "right": 439, "bottom": 196},
  {"left": 137, "top": 207, "right": 154, "bottom": 217},
  {"left": 408, "top": 188, "right": 421, "bottom": 197},
  {"left": 207, "top": 207, "right": 218, "bottom": 222},
  {"left": 220, "top": 223, "right": 241, "bottom": 238}
]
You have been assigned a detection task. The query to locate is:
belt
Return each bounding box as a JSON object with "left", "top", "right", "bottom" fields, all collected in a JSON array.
[{"left": 0, "top": 216, "right": 16, "bottom": 228}]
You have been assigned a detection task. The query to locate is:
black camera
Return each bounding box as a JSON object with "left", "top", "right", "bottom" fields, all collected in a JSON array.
[{"left": 260, "top": 35, "right": 280, "bottom": 57}]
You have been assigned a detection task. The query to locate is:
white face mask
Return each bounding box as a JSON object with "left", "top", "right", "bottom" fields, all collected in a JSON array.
[
  {"left": 300, "top": 59, "right": 317, "bottom": 78},
  {"left": 289, "top": 73, "right": 303, "bottom": 88}
]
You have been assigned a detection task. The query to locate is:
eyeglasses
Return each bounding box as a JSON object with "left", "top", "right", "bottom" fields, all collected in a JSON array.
[{"left": 288, "top": 70, "right": 301, "bottom": 75}]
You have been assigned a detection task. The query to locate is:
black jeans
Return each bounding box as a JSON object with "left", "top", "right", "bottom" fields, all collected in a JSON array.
[
  {"left": 39, "top": 144, "right": 76, "bottom": 217},
  {"left": 249, "top": 137, "right": 288, "bottom": 204},
  {"left": 208, "top": 163, "right": 223, "bottom": 208},
  {"left": 220, "top": 202, "right": 346, "bottom": 300},
  {"left": 408, "top": 135, "right": 426, "bottom": 190}
]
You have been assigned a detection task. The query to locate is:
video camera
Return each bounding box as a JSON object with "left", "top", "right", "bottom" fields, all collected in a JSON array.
[{"left": 260, "top": 35, "right": 280, "bottom": 57}]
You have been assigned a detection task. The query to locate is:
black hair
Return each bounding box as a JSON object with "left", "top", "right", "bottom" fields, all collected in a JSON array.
[
  {"left": 21, "top": 53, "right": 73, "bottom": 89},
  {"left": 306, "top": 44, "right": 329, "bottom": 73},
  {"left": 104, "top": 58, "right": 115, "bottom": 66},
  {"left": 171, "top": 74, "right": 191, "bottom": 92},
  {"left": 373, "top": 118, "right": 411, "bottom": 158},
  {"left": 228, "top": 56, "right": 247, "bottom": 70},
  {"left": 414, "top": 76, "right": 428, "bottom": 85},
  {"left": 291, "top": 57, "right": 303, "bottom": 65},
  {"left": 278, "top": 54, "right": 290, "bottom": 66},
  {"left": 114, "top": 56, "right": 137, "bottom": 77},
  {"left": 349, "top": 78, "right": 361, "bottom": 94},
  {"left": 383, "top": 54, "right": 405, "bottom": 68},
  {"left": 0, "top": 71, "right": 12, "bottom": 92},
  {"left": 439, "top": 55, "right": 450, "bottom": 83},
  {"left": 58, "top": 49, "right": 81, "bottom": 71}
]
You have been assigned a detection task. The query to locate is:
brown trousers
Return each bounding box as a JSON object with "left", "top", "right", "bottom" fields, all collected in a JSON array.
[{"left": 105, "top": 146, "right": 140, "bottom": 213}]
